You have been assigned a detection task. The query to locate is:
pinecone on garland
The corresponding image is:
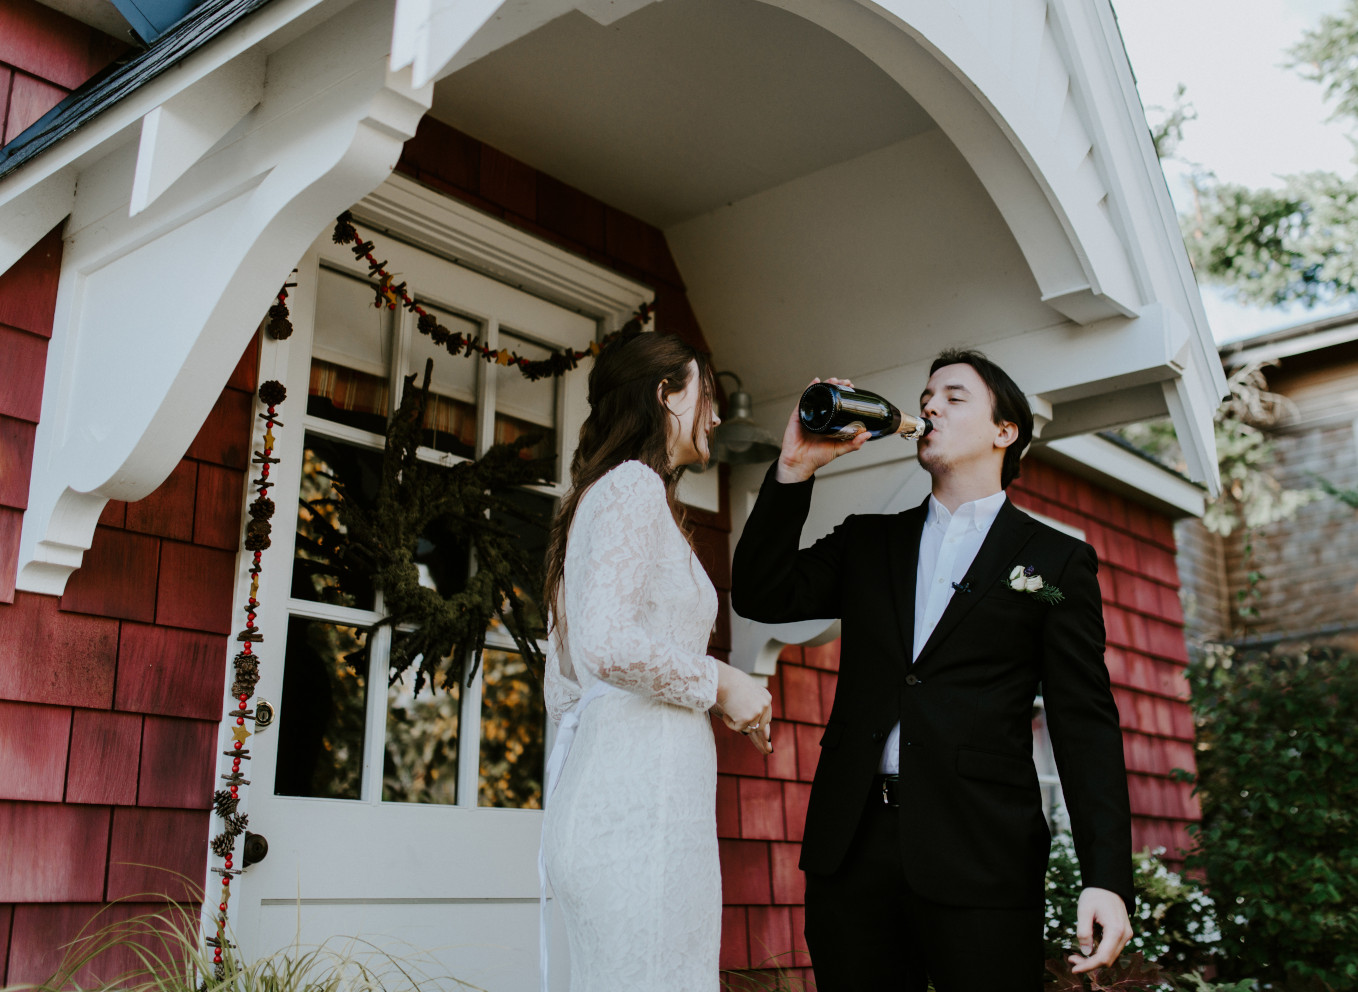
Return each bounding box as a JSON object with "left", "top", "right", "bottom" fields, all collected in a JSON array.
[
  {"left": 231, "top": 652, "right": 259, "bottom": 698},
  {"left": 258, "top": 380, "right": 287, "bottom": 407},
  {"left": 210, "top": 831, "right": 237, "bottom": 858},
  {"left": 265, "top": 302, "right": 293, "bottom": 340}
]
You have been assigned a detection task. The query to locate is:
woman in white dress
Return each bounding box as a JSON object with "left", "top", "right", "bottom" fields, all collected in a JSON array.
[{"left": 541, "top": 329, "right": 773, "bottom": 992}]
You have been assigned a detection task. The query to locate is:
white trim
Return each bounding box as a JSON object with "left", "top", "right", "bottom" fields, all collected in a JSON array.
[
  {"left": 353, "top": 174, "right": 652, "bottom": 322},
  {"left": 1038, "top": 434, "right": 1205, "bottom": 518}
]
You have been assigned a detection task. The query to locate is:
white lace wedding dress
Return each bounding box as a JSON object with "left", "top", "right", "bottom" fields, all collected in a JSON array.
[{"left": 542, "top": 460, "right": 722, "bottom": 992}]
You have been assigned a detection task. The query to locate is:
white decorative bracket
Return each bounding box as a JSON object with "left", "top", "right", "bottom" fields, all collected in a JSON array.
[
  {"left": 1027, "top": 394, "right": 1054, "bottom": 440},
  {"left": 732, "top": 617, "right": 842, "bottom": 683},
  {"left": 17, "top": 1, "right": 432, "bottom": 594},
  {"left": 130, "top": 50, "right": 266, "bottom": 216}
]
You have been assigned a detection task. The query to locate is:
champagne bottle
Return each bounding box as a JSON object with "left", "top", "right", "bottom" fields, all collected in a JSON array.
[{"left": 798, "top": 382, "right": 932, "bottom": 441}]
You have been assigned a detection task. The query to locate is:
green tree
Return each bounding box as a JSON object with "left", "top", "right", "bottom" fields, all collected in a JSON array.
[
  {"left": 1180, "top": 646, "right": 1358, "bottom": 990},
  {"left": 1181, "top": 0, "right": 1358, "bottom": 306}
]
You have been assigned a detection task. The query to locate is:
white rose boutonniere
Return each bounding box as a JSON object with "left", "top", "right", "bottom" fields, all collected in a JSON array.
[{"left": 1007, "top": 565, "right": 1064, "bottom": 605}]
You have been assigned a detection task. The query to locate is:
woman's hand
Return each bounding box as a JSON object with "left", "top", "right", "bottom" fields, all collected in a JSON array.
[
  {"left": 715, "top": 663, "right": 774, "bottom": 754},
  {"left": 773, "top": 378, "right": 870, "bottom": 484}
]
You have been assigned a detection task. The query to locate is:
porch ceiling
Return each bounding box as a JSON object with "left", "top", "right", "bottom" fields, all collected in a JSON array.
[{"left": 428, "top": 0, "right": 935, "bottom": 229}]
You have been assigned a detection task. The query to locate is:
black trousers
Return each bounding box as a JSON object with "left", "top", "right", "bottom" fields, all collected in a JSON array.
[{"left": 803, "top": 797, "right": 1046, "bottom": 992}]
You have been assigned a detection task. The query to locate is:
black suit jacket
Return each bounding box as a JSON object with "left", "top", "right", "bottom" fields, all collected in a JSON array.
[{"left": 732, "top": 467, "right": 1134, "bottom": 911}]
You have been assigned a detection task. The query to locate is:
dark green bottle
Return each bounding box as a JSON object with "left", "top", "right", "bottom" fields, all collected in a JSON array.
[{"left": 798, "top": 383, "right": 932, "bottom": 441}]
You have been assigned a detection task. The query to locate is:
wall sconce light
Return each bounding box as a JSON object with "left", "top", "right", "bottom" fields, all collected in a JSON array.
[{"left": 709, "top": 371, "right": 782, "bottom": 466}]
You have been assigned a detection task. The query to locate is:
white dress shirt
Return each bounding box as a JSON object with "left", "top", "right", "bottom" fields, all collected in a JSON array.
[{"left": 879, "top": 489, "right": 1007, "bottom": 774}]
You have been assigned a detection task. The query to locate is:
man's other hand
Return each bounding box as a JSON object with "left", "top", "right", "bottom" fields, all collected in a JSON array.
[{"left": 1068, "top": 886, "right": 1132, "bottom": 974}]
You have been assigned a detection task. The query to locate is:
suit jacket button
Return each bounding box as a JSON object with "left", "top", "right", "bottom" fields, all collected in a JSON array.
[{"left": 905, "top": 673, "right": 919, "bottom": 686}]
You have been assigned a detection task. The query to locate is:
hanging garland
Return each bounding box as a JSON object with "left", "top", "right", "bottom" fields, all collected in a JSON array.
[
  {"left": 264, "top": 282, "right": 294, "bottom": 340},
  {"left": 332, "top": 212, "right": 652, "bottom": 379},
  {"left": 300, "top": 360, "right": 551, "bottom": 693},
  {"left": 204, "top": 379, "right": 286, "bottom": 979}
]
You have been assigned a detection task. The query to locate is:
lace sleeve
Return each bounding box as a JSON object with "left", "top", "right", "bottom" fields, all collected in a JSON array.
[
  {"left": 563, "top": 461, "right": 720, "bottom": 711},
  {"left": 543, "top": 621, "right": 581, "bottom": 726}
]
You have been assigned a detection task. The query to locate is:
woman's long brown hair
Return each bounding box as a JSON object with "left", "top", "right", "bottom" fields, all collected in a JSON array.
[{"left": 543, "top": 330, "right": 716, "bottom": 635}]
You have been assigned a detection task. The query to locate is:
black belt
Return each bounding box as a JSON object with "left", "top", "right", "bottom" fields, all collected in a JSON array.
[{"left": 873, "top": 774, "right": 900, "bottom": 808}]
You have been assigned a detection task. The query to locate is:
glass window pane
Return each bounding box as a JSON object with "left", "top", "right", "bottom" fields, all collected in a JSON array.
[
  {"left": 308, "top": 270, "right": 392, "bottom": 433},
  {"left": 274, "top": 617, "right": 369, "bottom": 800},
  {"left": 491, "top": 488, "right": 555, "bottom": 640},
  {"left": 494, "top": 330, "right": 559, "bottom": 477},
  {"left": 384, "top": 674, "right": 460, "bottom": 805},
  {"left": 407, "top": 306, "right": 480, "bottom": 458},
  {"left": 293, "top": 434, "right": 381, "bottom": 611},
  {"left": 478, "top": 648, "right": 545, "bottom": 809}
]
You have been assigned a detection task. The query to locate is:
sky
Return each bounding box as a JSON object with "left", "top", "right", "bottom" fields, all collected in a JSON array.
[{"left": 1112, "top": 0, "right": 1356, "bottom": 342}]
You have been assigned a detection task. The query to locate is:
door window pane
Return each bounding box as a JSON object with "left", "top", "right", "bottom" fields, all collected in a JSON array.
[
  {"left": 491, "top": 488, "right": 555, "bottom": 639},
  {"left": 293, "top": 435, "right": 381, "bottom": 611},
  {"left": 478, "top": 648, "right": 545, "bottom": 809},
  {"left": 407, "top": 307, "right": 480, "bottom": 457},
  {"left": 274, "top": 618, "right": 369, "bottom": 800},
  {"left": 308, "top": 270, "right": 392, "bottom": 433},
  {"left": 384, "top": 675, "right": 461, "bottom": 805},
  {"left": 494, "top": 330, "right": 559, "bottom": 476}
]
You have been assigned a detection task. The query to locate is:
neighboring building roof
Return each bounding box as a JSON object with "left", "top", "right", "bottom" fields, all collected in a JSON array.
[
  {"left": 1219, "top": 307, "right": 1358, "bottom": 367},
  {"left": 0, "top": 0, "right": 273, "bottom": 182}
]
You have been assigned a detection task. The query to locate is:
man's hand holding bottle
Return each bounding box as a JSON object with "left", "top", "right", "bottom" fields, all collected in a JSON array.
[{"left": 775, "top": 378, "right": 870, "bottom": 484}]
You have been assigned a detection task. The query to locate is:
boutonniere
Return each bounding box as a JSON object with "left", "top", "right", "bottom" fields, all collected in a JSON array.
[{"left": 1007, "top": 565, "right": 1064, "bottom": 605}]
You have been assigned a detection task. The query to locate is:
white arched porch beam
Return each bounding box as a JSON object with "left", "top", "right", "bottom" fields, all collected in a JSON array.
[
  {"left": 762, "top": 0, "right": 1144, "bottom": 326},
  {"left": 18, "top": 0, "right": 431, "bottom": 595}
]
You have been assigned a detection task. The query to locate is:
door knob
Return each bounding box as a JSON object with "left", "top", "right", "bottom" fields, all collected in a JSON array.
[{"left": 242, "top": 831, "right": 269, "bottom": 868}]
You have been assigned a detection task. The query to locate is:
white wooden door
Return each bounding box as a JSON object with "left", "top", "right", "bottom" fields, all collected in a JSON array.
[{"left": 230, "top": 216, "right": 601, "bottom": 991}]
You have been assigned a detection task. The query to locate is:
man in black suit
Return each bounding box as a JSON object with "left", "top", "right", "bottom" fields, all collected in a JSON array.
[{"left": 732, "top": 350, "right": 1133, "bottom": 992}]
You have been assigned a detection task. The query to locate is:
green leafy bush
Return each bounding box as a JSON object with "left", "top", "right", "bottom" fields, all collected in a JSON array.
[{"left": 1181, "top": 645, "right": 1358, "bottom": 990}]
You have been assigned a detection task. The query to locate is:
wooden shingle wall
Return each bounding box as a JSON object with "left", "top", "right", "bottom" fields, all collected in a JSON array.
[
  {"left": 1227, "top": 344, "right": 1358, "bottom": 646},
  {"left": 0, "top": 324, "right": 256, "bottom": 984}
]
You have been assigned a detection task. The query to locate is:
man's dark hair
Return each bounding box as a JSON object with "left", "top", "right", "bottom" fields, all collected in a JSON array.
[{"left": 929, "top": 348, "right": 1033, "bottom": 488}]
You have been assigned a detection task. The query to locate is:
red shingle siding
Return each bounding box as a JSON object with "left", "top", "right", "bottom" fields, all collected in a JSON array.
[
  {"left": 0, "top": 700, "right": 71, "bottom": 802},
  {"left": 1012, "top": 456, "right": 1198, "bottom": 861},
  {"left": 717, "top": 642, "right": 832, "bottom": 985},
  {"left": 0, "top": 180, "right": 255, "bottom": 980}
]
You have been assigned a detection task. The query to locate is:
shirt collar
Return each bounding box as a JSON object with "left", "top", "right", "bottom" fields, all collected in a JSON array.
[{"left": 926, "top": 489, "right": 1007, "bottom": 533}]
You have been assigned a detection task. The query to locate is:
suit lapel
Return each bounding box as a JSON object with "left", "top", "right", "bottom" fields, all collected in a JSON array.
[
  {"left": 887, "top": 500, "right": 928, "bottom": 665},
  {"left": 914, "top": 500, "right": 1036, "bottom": 666}
]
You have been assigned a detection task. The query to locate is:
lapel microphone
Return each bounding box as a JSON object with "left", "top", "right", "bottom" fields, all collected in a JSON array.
[{"left": 951, "top": 581, "right": 972, "bottom": 594}]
